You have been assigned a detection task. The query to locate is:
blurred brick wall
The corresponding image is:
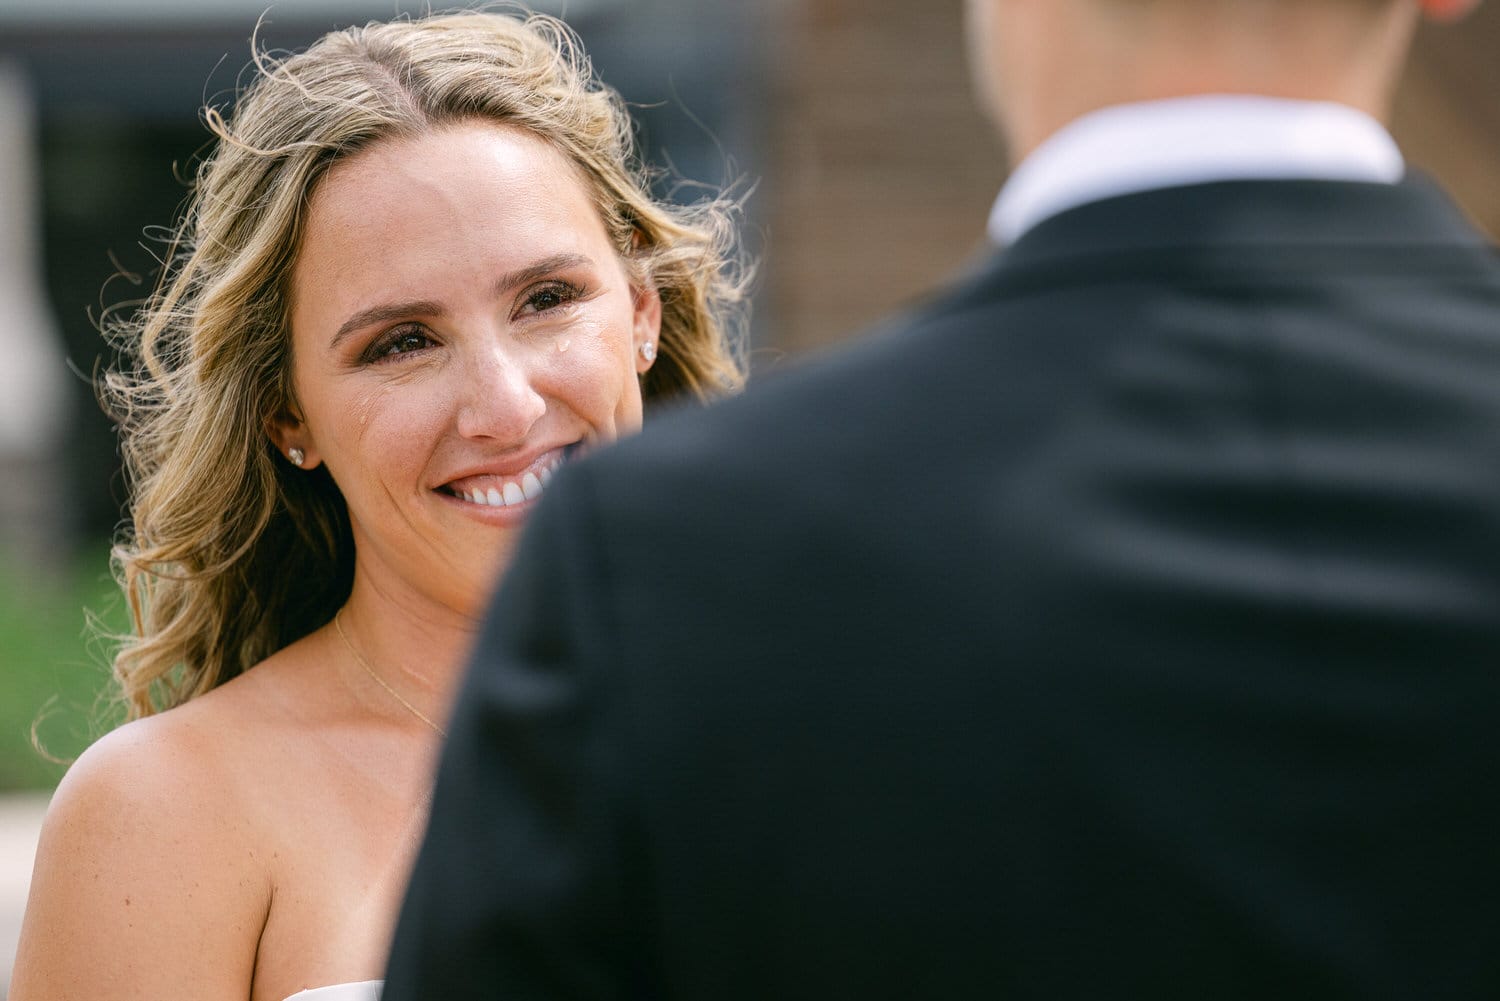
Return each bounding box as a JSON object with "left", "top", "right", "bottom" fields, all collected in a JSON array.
[
  {"left": 761, "top": 0, "right": 1002, "bottom": 355},
  {"left": 1393, "top": 3, "right": 1500, "bottom": 240},
  {"left": 761, "top": 0, "right": 1499, "bottom": 356}
]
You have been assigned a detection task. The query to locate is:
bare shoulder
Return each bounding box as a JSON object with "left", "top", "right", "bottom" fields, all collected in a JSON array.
[
  {"left": 10, "top": 695, "right": 276, "bottom": 1000},
  {"left": 49, "top": 693, "right": 272, "bottom": 863}
]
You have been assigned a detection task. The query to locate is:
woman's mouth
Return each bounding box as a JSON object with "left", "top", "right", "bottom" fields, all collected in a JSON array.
[{"left": 438, "top": 448, "right": 570, "bottom": 508}]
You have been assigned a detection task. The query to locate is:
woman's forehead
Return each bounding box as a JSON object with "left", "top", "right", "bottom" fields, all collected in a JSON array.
[{"left": 287, "top": 123, "right": 618, "bottom": 338}]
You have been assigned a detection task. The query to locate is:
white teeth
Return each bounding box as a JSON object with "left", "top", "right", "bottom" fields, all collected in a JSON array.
[{"left": 449, "top": 449, "right": 574, "bottom": 507}]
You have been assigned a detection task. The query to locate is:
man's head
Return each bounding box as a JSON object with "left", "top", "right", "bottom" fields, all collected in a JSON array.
[{"left": 967, "top": 0, "right": 1481, "bottom": 162}]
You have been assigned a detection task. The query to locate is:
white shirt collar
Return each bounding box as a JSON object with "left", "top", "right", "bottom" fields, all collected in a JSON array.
[{"left": 988, "top": 95, "right": 1405, "bottom": 246}]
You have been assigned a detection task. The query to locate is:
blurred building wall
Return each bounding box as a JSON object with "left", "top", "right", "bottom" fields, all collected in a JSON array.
[
  {"left": 1392, "top": 5, "right": 1500, "bottom": 234},
  {"left": 762, "top": 0, "right": 1001, "bottom": 356}
]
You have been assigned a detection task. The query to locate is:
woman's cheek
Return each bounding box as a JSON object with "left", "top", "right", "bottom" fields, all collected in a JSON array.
[
  {"left": 543, "top": 322, "right": 636, "bottom": 420},
  {"left": 348, "top": 389, "right": 381, "bottom": 442}
]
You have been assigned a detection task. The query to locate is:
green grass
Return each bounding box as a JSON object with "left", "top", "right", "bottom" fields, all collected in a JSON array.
[{"left": 0, "top": 545, "right": 128, "bottom": 791}]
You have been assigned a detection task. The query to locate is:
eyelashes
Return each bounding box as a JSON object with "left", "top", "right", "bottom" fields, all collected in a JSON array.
[
  {"left": 517, "top": 280, "right": 584, "bottom": 316},
  {"left": 358, "top": 279, "right": 587, "bottom": 364},
  {"left": 363, "top": 324, "right": 434, "bottom": 363}
]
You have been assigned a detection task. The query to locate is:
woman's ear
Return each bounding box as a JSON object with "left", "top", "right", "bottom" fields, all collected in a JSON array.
[
  {"left": 266, "top": 410, "right": 321, "bottom": 470},
  {"left": 632, "top": 284, "right": 663, "bottom": 374}
]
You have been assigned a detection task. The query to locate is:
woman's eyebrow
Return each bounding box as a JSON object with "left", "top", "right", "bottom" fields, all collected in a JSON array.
[
  {"left": 497, "top": 252, "right": 592, "bottom": 294},
  {"left": 330, "top": 299, "right": 444, "bottom": 348}
]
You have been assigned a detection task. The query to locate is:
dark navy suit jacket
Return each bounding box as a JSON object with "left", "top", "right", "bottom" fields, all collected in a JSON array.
[{"left": 387, "top": 178, "right": 1500, "bottom": 999}]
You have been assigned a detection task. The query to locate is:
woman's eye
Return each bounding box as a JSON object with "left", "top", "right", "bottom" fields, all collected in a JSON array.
[
  {"left": 366, "top": 326, "right": 434, "bottom": 362},
  {"left": 519, "top": 281, "right": 582, "bottom": 316}
]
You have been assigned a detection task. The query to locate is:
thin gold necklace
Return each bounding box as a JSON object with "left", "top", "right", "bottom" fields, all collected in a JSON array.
[{"left": 334, "top": 609, "right": 448, "bottom": 737}]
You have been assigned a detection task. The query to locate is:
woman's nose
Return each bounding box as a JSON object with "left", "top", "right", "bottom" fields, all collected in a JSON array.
[{"left": 454, "top": 344, "right": 547, "bottom": 444}]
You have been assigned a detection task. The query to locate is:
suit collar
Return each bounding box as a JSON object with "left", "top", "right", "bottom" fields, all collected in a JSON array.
[
  {"left": 991, "top": 176, "right": 1491, "bottom": 275},
  {"left": 989, "top": 97, "right": 1404, "bottom": 246}
]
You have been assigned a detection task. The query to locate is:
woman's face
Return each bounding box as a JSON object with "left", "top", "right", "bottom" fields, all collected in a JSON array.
[{"left": 276, "top": 121, "right": 660, "bottom": 618}]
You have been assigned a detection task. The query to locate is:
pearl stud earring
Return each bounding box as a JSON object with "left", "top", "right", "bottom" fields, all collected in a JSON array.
[
  {"left": 288, "top": 448, "right": 305, "bottom": 467},
  {"left": 639, "top": 341, "right": 657, "bottom": 363}
]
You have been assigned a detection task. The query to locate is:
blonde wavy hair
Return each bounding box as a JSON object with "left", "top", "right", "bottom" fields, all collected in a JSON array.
[{"left": 103, "top": 8, "right": 749, "bottom": 720}]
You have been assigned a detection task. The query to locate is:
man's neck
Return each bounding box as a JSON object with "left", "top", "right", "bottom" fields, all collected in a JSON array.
[{"left": 987, "top": 0, "right": 1420, "bottom": 162}]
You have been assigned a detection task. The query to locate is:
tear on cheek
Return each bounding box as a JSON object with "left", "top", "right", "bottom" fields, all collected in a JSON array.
[{"left": 351, "top": 392, "right": 385, "bottom": 435}]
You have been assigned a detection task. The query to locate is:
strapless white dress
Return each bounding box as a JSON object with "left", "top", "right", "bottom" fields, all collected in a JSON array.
[{"left": 283, "top": 981, "right": 383, "bottom": 1000}]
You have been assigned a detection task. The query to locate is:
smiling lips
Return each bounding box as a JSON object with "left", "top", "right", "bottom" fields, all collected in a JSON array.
[{"left": 441, "top": 450, "right": 567, "bottom": 508}]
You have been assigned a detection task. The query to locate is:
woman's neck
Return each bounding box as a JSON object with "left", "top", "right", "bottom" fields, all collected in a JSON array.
[{"left": 334, "top": 573, "right": 485, "bottom": 731}]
